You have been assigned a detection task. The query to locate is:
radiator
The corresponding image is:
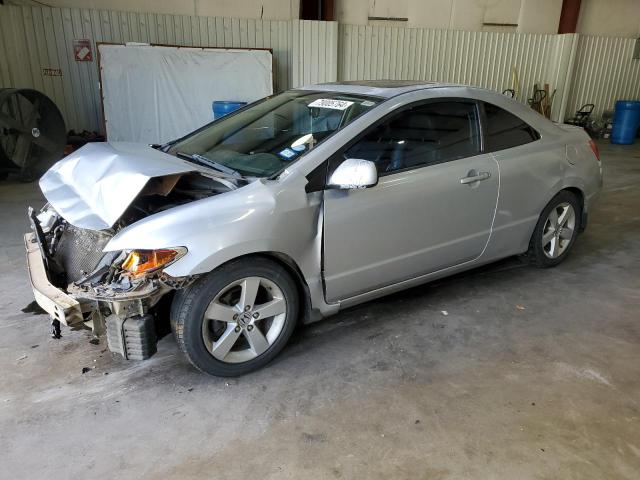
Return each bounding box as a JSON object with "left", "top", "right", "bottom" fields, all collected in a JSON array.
[{"left": 52, "top": 225, "right": 113, "bottom": 283}]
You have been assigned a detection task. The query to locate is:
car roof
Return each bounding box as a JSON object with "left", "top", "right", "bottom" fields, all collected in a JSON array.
[{"left": 297, "top": 80, "right": 459, "bottom": 98}]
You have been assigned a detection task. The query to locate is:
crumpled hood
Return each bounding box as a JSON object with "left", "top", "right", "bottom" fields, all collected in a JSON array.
[{"left": 39, "top": 142, "right": 207, "bottom": 230}]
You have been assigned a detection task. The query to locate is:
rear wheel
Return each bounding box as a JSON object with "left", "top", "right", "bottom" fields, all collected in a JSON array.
[
  {"left": 526, "top": 191, "right": 581, "bottom": 268},
  {"left": 171, "top": 257, "right": 299, "bottom": 376}
]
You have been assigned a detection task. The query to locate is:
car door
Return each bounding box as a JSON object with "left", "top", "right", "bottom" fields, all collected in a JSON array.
[{"left": 323, "top": 99, "right": 500, "bottom": 302}]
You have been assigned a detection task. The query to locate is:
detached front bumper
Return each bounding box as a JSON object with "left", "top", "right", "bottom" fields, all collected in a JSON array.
[{"left": 24, "top": 232, "right": 84, "bottom": 326}]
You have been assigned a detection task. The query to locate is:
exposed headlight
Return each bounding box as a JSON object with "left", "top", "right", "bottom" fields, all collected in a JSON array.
[{"left": 121, "top": 247, "right": 187, "bottom": 277}]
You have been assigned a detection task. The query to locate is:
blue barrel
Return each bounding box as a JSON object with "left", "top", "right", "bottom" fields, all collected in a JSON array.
[
  {"left": 611, "top": 100, "right": 640, "bottom": 145},
  {"left": 212, "top": 100, "right": 247, "bottom": 120}
]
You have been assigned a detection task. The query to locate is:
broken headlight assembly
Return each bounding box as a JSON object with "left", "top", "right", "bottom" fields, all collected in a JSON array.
[{"left": 120, "top": 247, "right": 187, "bottom": 278}]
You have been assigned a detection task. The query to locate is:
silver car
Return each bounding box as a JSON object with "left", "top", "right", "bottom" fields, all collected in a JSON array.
[{"left": 25, "top": 81, "right": 602, "bottom": 376}]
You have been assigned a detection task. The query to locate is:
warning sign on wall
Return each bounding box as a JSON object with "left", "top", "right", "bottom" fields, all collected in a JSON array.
[{"left": 73, "top": 39, "right": 93, "bottom": 62}]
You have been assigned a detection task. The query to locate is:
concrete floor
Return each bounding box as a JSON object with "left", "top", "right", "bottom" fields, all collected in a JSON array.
[{"left": 1, "top": 141, "right": 639, "bottom": 479}]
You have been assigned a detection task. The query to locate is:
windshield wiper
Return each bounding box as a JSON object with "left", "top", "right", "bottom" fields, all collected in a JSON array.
[{"left": 176, "top": 151, "right": 243, "bottom": 179}]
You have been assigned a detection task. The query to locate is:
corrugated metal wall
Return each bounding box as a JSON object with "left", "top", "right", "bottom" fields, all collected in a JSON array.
[
  {"left": 567, "top": 35, "right": 640, "bottom": 118},
  {"left": 0, "top": 5, "right": 337, "bottom": 133},
  {"left": 542, "top": 33, "right": 579, "bottom": 122},
  {"left": 337, "top": 25, "right": 640, "bottom": 122},
  {"left": 291, "top": 20, "right": 338, "bottom": 88},
  {"left": 338, "top": 25, "right": 560, "bottom": 106},
  {"left": 1, "top": 3, "right": 638, "bottom": 133}
]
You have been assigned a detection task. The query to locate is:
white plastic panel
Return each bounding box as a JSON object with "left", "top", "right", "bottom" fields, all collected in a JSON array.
[{"left": 99, "top": 44, "right": 272, "bottom": 143}]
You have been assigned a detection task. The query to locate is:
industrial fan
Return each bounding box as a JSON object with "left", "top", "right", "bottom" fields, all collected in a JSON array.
[{"left": 0, "top": 89, "right": 66, "bottom": 181}]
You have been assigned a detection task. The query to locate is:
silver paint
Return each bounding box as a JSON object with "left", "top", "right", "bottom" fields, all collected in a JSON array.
[
  {"left": 35, "top": 82, "right": 602, "bottom": 322},
  {"left": 39, "top": 142, "right": 209, "bottom": 230},
  {"left": 327, "top": 158, "right": 378, "bottom": 189}
]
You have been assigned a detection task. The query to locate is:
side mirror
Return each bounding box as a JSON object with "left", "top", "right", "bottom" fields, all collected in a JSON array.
[{"left": 327, "top": 158, "right": 378, "bottom": 190}]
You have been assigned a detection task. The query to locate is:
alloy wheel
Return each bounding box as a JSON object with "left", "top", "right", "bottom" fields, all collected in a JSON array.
[
  {"left": 201, "top": 276, "right": 287, "bottom": 363},
  {"left": 542, "top": 202, "right": 576, "bottom": 259}
]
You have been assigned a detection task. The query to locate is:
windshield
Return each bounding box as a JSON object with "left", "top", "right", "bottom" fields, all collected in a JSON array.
[{"left": 168, "top": 90, "right": 382, "bottom": 178}]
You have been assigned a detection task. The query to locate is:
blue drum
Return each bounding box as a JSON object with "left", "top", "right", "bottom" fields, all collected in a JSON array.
[
  {"left": 611, "top": 100, "right": 640, "bottom": 145},
  {"left": 212, "top": 100, "right": 247, "bottom": 120}
]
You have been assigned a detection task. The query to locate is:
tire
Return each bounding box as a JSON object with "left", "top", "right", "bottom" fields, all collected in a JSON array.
[
  {"left": 171, "top": 257, "right": 299, "bottom": 376},
  {"left": 526, "top": 190, "right": 582, "bottom": 268}
]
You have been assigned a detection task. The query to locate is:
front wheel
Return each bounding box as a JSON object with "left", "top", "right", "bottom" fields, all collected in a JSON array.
[
  {"left": 526, "top": 191, "right": 582, "bottom": 268},
  {"left": 171, "top": 257, "right": 299, "bottom": 376}
]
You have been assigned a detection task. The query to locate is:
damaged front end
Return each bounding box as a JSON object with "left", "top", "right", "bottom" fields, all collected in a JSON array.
[
  {"left": 25, "top": 142, "right": 241, "bottom": 360},
  {"left": 26, "top": 202, "right": 195, "bottom": 360}
]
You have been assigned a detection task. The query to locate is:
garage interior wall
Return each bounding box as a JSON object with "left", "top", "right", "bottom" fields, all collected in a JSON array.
[
  {"left": 337, "top": 26, "right": 579, "bottom": 120},
  {"left": 8, "top": 0, "right": 640, "bottom": 36},
  {"left": 576, "top": 0, "right": 640, "bottom": 37},
  {"left": 0, "top": 5, "right": 336, "bottom": 133},
  {"left": 6, "top": 0, "right": 302, "bottom": 20},
  {"left": 335, "top": 0, "right": 562, "bottom": 34},
  {"left": 1, "top": 4, "right": 639, "bottom": 134},
  {"left": 568, "top": 35, "right": 640, "bottom": 118}
]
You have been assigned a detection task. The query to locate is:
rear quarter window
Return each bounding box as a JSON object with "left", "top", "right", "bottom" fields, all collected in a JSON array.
[{"left": 483, "top": 102, "right": 540, "bottom": 152}]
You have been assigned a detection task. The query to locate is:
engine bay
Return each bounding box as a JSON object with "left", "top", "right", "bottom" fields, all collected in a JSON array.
[
  {"left": 117, "top": 172, "right": 238, "bottom": 228},
  {"left": 35, "top": 172, "right": 234, "bottom": 297}
]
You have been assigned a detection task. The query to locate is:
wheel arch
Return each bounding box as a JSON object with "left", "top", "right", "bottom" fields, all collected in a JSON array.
[
  {"left": 558, "top": 185, "right": 586, "bottom": 231},
  {"left": 524, "top": 185, "right": 586, "bottom": 255},
  {"left": 256, "top": 251, "right": 314, "bottom": 325},
  {"left": 524, "top": 187, "right": 584, "bottom": 267},
  {"left": 180, "top": 251, "right": 315, "bottom": 325}
]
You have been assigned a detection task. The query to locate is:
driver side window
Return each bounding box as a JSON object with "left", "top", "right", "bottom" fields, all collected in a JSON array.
[{"left": 344, "top": 100, "right": 481, "bottom": 174}]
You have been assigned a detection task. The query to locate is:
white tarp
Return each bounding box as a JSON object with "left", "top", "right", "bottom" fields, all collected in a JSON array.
[{"left": 98, "top": 44, "right": 273, "bottom": 143}]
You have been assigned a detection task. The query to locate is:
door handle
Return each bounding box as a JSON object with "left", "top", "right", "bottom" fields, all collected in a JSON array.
[{"left": 460, "top": 171, "right": 491, "bottom": 185}]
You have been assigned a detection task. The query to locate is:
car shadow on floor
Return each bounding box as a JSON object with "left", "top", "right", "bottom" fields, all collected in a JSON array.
[{"left": 282, "top": 256, "right": 530, "bottom": 355}]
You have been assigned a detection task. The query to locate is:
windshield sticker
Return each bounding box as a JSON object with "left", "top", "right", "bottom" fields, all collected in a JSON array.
[
  {"left": 278, "top": 148, "right": 298, "bottom": 160},
  {"left": 308, "top": 99, "right": 354, "bottom": 110},
  {"left": 361, "top": 100, "right": 376, "bottom": 107}
]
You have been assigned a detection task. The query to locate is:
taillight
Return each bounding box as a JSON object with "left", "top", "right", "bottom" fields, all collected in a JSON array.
[{"left": 588, "top": 139, "right": 600, "bottom": 162}]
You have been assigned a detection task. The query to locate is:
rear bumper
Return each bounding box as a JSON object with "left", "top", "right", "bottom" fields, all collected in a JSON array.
[{"left": 24, "top": 232, "right": 84, "bottom": 326}]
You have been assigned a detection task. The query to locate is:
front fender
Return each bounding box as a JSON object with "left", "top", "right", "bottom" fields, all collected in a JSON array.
[{"left": 104, "top": 177, "right": 320, "bottom": 279}]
